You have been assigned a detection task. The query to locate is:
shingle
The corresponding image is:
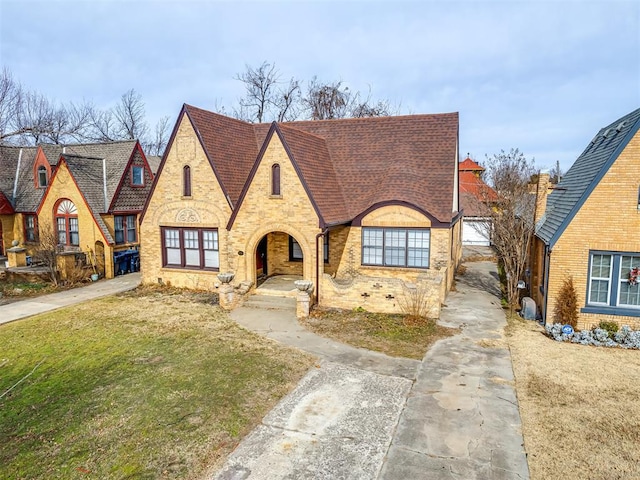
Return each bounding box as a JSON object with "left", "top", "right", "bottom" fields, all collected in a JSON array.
[
  {"left": 536, "top": 108, "right": 640, "bottom": 246},
  {"left": 184, "top": 105, "right": 460, "bottom": 226}
]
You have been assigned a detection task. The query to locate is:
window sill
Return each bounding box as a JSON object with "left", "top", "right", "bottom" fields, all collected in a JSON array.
[
  {"left": 269, "top": 195, "right": 283, "bottom": 199},
  {"left": 581, "top": 305, "right": 640, "bottom": 318},
  {"left": 161, "top": 265, "right": 220, "bottom": 273},
  {"left": 360, "top": 263, "right": 430, "bottom": 271}
]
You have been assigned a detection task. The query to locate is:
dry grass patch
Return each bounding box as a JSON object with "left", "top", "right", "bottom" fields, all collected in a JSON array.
[
  {"left": 508, "top": 318, "right": 640, "bottom": 480},
  {"left": 0, "top": 286, "right": 313, "bottom": 479},
  {"left": 302, "top": 308, "right": 459, "bottom": 359}
]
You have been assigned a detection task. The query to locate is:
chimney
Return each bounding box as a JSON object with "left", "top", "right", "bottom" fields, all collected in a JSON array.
[{"left": 534, "top": 171, "right": 551, "bottom": 223}]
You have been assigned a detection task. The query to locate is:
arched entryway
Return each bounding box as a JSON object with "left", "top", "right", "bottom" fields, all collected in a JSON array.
[{"left": 251, "top": 230, "right": 311, "bottom": 294}]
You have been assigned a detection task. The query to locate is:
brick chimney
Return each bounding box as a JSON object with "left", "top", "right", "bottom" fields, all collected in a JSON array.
[{"left": 534, "top": 172, "right": 551, "bottom": 223}]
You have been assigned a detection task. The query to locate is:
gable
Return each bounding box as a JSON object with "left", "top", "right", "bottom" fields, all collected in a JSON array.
[
  {"left": 537, "top": 108, "right": 640, "bottom": 247},
  {"left": 227, "top": 128, "right": 320, "bottom": 231},
  {"left": 37, "top": 161, "right": 112, "bottom": 244},
  {"left": 110, "top": 144, "right": 154, "bottom": 212}
]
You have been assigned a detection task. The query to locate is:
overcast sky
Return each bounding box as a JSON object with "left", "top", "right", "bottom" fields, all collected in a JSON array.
[{"left": 1, "top": 0, "right": 638, "bottom": 172}]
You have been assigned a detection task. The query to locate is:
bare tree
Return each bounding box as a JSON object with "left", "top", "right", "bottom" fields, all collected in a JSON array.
[
  {"left": 33, "top": 225, "right": 60, "bottom": 286},
  {"left": 477, "top": 148, "right": 536, "bottom": 311},
  {"left": 143, "top": 115, "right": 171, "bottom": 156},
  {"left": 0, "top": 67, "right": 23, "bottom": 142},
  {"left": 113, "top": 89, "right": 148, "bottom": 140},
  {"left": 303, "top": 77, "right": 350, "bottom": 120}
]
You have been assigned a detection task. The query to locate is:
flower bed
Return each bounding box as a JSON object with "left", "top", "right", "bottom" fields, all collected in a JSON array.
[{"left": 545, "top": 323, "right": 640, "bottom": 349}]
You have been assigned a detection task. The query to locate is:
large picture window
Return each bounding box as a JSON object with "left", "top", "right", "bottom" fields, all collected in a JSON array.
[
  {"left": 362, "top": 227, "right": 430, "bottom": 268},
  {"left": 585, "top": 251, "right": 640, "bottom": 314},
  {"left": 115, "top": 215, "right": 137, "bottom": 244},
  {"left": 161, "top": 227, "right": 219, "bottom": 270}
]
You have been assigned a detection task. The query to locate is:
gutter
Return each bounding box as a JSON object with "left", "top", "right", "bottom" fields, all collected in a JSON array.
[{"left": 542, "top": 245, "right": 551, "bottom": 325}]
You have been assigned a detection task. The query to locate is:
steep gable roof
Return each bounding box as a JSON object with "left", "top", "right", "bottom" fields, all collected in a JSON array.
[
  {"left": 459, "top": 157, "right": 484, "bottom": 171},
  {"left": 536, "top": 107, "right": 640, "bottom": 247},
  {"left": 41, "top": 154, "right": 114, "bottom": 244},
  {"left": 178, "top": 104, "right": 460, "bottom": 228}
]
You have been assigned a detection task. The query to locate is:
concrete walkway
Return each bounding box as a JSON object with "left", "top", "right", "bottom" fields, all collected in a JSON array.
[
  {"left": 216, "top": 261, "right": 529, "bottom": 479},
  {"left": 0, "top": 273, "right": 141, "bottom": 325}
]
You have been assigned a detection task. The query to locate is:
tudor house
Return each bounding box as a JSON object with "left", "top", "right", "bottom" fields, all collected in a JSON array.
[
  {"left": 140, "top": 104, "right": 462, "bottom": 317},
  {"left": 0, "top": 141, "right": 158, "bottom": 279},
  {"left": 532, "top": 107, "right": 640, "bottom": 329}
]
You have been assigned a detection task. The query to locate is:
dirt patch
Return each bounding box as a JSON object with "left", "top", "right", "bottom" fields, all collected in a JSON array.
[
  {"left": 302, "top": 307, "right": 459, "bottom": 359},
  {"left": 508, "top": 318, "right": 640, "bottom": 479}
]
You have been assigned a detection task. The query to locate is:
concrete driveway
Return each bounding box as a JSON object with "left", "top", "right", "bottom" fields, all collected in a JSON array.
[{"left": 215, "top": 261, "right": 529, "bottom": 479}]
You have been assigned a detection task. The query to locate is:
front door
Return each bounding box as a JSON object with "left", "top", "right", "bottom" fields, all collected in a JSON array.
[{"left": 256, "top": 236, "right": 267, "bottom": 277}]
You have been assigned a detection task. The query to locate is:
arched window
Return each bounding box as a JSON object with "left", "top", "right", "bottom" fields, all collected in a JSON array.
[
  {"left": 183, "top": 165, "right": 191, "bottom": 197},
  {"left": 271, "top": 164, "right": 280, "bottom": 196},
  {"left": 55, "top": 199, "right": 79, "bottom": 246},
  {"left": 37, "top": 166, "right": 47, "bottom": 187}
]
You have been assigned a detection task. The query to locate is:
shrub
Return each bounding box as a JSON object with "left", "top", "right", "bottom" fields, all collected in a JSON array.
[
  {"left": 553, "top": 276, "right": 578, "bottom": 329},
  {"left": 598, "top": 321, "right": 619, "bottom": 339}
]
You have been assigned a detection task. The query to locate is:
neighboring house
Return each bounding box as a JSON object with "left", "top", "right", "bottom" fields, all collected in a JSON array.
[
  {"left": 532, "top": 107, "right": 640, "bottom": 329},
  {"left": 0, "top": 140, "right": 156, "bottom": 278},
  {"left": 458, "top": 157, "right": 496, "bottom": 246},
  {"left": 140, "top": 104, "right": 462, "bottom": 317}
]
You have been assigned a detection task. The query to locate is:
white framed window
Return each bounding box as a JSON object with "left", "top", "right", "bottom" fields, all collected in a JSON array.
[
  {"left": 587, "top": 253, "right": 612, "bottom": 305},
  {"left": 362, "top": 227, "right": 430, "bottom": 268}
]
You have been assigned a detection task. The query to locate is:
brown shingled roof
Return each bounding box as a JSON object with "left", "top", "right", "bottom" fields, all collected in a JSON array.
[{"left": 177, "top": 104, "right": 459, "bottom": 227}]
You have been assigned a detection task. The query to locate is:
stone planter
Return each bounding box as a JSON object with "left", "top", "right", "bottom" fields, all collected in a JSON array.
[
  {"left": 294, "top": 280, "right": 313, "bottom": 292},
  {"left": 217, "top": 272, "right": 235, "bottom": 284}
]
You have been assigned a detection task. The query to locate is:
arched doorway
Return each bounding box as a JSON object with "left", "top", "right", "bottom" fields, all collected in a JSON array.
[{"left": 253, "top": 231, "right": 306, "bottom": 292}]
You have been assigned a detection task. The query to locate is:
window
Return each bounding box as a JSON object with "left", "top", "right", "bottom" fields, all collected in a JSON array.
[
  {"left": 183, "top": 165, "right": 191, "bottom": 197},
  {"left": 585, "top": 251, "right": 640, "bottom": 314},
  {"left": 289, "top": 234, "right": 329, "bottom": 263},
  {"left": 131, "top": 166, "right": 144, "bottom": 186},
  {"left": 271, "top": 164, "right": 281, "bottom": 196},
  {"left": 24, "top": 214, "right": 38, "bottom": 242},
  {"left": 362, "top": 227, "right": 430, "bottom": 268},
  {"left": 161, "top": 227, "right": 219, "bottom": 270},
  {"left": 55, "top": 199, "right": 79, "bottom": 246},
  {"left": 115, "top": 215, "right": 137, "bottom": 244},
  {"left": 37, "top": 166, "right": 47, "bottom": 187}
]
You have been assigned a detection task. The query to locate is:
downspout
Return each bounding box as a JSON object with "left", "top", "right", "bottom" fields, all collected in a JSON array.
[
  {"left": 102, "top": 158, "right": 108, "bottom": 211},
  {"left": 315, "top": 228, "right": 329, "bottom": 306},
  {"left": 542, "top": 245, "right": 551, "bottom": 325},
  {"left": 12, "top": 149, "right": 23, "bottom": 201}
]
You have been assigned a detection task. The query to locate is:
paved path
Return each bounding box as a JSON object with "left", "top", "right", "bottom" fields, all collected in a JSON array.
[
  {"left": 216, "top": 261, "right": 529, "bottom": 479},
  {"left": 0, "top": 273, "right": 141, "bottom": 325}
]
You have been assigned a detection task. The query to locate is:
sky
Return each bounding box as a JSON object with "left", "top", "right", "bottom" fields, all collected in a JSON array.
[{"left": 0, "top": 0, "right": 638, "bottom": 172}]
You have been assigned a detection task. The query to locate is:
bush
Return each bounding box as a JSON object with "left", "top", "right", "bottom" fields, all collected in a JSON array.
[
  {"left": 598, "top": 321, "right": 619, "bottom": 339},
  {"left": 545, "top": 323, "right": 640, "bottom": 349},
  {"left": 553, "top": 276, "right": 578, "bottom": 329}
]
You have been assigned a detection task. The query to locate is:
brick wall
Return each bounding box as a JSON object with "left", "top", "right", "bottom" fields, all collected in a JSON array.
[
  {"left": 139, "top": 115, "right": 232, "bottom": 290},
  {"left": 546, "top": 131, "right": 640, "bottom": 329}
]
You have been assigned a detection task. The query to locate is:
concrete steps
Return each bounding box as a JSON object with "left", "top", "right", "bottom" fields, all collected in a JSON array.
[{"left": 243, "top": 294, "right": 296, "bottom": 311}]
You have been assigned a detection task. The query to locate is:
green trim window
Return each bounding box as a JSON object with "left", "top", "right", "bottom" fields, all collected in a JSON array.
[{"left": 362, "top": 227, "right": 430, "bottom": 268}]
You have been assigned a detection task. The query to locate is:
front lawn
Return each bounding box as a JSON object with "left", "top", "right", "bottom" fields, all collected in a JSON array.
[
  {"left": 507, "top": 317, "right": 640, "bottom": 480},
  {"left": 302, "top": 308, "right": 458, "bottom": 359},
  {"left": 0, "top": 287, "right": 313, "bottom": 479}
]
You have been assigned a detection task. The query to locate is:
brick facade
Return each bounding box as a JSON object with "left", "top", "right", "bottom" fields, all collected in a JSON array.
[{"left": 535, "top": 129, "right": 640, "bottom": 330}]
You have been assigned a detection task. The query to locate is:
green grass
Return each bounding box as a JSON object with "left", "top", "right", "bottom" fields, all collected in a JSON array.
[
  {"left": 302, "top": 308, "right": 459, "bottom": 359},
  {"left": 0, "top": 288, "right": 313, "bottom": 479}
]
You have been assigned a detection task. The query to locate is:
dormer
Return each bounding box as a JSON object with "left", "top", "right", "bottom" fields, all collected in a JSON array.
[{"left": 32, "top": 147, "right": 52, "bottom": 188}]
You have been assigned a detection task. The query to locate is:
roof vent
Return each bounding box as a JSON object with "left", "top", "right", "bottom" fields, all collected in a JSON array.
[
  {"left": 616, "top": 121, "right": 627, "bottom": 132},
  {"left": 603, "top": 128, "right": 612, "bottom": 138}
]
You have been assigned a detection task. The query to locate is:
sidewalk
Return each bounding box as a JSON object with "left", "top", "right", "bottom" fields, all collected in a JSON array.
[
  {"left": 216, "top": 262, "right": 529, "bottom": 479},
  {"left": 0, "top": 273, "right": 141, "bottom": 325}
]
